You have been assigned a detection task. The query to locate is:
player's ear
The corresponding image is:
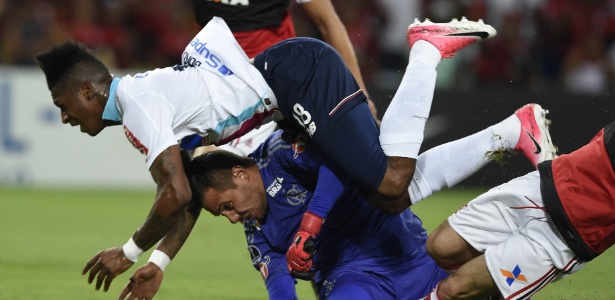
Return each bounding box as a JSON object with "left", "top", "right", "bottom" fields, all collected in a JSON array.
[
  {"left": 232, "top": 166, "right": 247, "bottom": 181},
  {"left": 81, "top": 82, "right": 95, "bottom": 100}
]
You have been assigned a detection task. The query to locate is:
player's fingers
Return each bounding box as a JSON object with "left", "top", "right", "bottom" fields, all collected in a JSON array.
[
  {"left": 95, "top": 269, "right": 107, "bottom": 290},
  {"left": 297, "top": 259, "right": 312, "bottom": 272},
  {"left": 104, "top": 273, "right": 115, "bottom": 292},
  {"left": 132, "top": 272, "right": 145, "bottom": 284},
  {"left": 289, "top": 261, "right": 310, "bottom": 273},
  {"left": 83, "top": 254, "right": 100, "bottom": 275},
  {"left": 288, "top": 262, "right": 305, "bottom": 273},
  {"left": 118, "top": 282, "right": 132, "bottom": 300},
  {"left": 301, "top": 253, "right": 315, "bottom": 261},
  {"left": 88, "top": 261, "right": 103, "bottom": 284},
  {"left": 299, "top": 252, "right": 311, "bottom": 260}
]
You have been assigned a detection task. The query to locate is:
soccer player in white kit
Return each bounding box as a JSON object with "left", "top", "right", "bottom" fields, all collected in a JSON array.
[
  {"left": 116, "top": 101, "right": 558, "bottom": 300},
  {"left": 35, "top": 17, "right": 514, "bottom": 293}
]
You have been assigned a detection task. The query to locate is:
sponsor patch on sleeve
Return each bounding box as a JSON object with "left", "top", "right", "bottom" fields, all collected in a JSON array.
[{"left": 124, "top": 125, "right": 149, "bottom": 155}]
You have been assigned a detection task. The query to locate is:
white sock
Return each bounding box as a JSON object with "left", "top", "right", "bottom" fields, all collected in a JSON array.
[
  {"left": 379, "top": 40, "right": 441, "bottom": 159},
  {"left": 409, "top": 114, "right": 521, "bottom": 204}
]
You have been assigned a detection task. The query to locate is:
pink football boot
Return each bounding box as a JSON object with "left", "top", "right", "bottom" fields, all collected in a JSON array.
[
  {"left": 514, "top": 103, "right": 558, "bottom": 168},
  {"left": 407, "top": 17, "right": 497, "bottom": 58}
]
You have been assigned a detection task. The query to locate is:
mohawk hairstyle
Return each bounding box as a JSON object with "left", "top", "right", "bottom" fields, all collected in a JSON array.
[
  {"left": 187, "top": 150, "right": 256, "bottom": 195},
  {"left": 35, "top": 40, "right": 108, "bottom": 90}
]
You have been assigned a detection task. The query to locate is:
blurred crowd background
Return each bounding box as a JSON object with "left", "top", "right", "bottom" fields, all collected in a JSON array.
[{"left": 2, "top": 0, "right": 615, "bottom": 96}]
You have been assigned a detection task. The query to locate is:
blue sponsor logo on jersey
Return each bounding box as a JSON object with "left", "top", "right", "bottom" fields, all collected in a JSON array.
[{"left": 185, "top": 38, "right": 233, "bottom": 76}]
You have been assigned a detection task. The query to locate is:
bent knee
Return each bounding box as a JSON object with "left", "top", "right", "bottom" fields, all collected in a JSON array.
[
  {"left": 426, "top": 227, "right": 452, "bottom": 267},
  {"left": 437, "top": 276, "right": 476, "bottom": 300},
  {"left": 426, "top": 223, "right": 471, "bottom": 270}
]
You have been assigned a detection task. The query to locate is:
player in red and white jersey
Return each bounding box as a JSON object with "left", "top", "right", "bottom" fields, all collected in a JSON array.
[{"left": 422, "top": 121, "right": 615, "bottom": 300}]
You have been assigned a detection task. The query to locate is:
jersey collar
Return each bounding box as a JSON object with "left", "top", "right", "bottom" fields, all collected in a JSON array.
[{"left": 102, "top": 77, "right": 122, "bottom": 122}]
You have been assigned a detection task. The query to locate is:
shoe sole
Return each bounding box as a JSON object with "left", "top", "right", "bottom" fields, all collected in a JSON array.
[
  {"left": 532, "top": 104, "right": 558, "bottom": 162},
  {"left": 407, "top": 17, "right": 497, "bottom": 41}
]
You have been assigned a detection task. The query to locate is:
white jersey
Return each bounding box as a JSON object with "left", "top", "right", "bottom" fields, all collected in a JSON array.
[{"left": 108, "top": 17, "right": 279, "bottom": 167}]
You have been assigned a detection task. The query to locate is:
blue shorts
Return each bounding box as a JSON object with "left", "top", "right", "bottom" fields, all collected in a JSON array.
[
  {"left": 316, "top": 255, "right": 447, "bottom": 300},
  {"left": 254, "top": 37, "right": 386, "bottom": 192}
]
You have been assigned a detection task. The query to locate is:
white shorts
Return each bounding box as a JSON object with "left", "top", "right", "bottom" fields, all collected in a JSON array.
[
  {"left": 448, "top": 171, "right": 586, "bottom": 300},
  {"left": 218, "top": 122, "right": 278, "bottom": 156}
]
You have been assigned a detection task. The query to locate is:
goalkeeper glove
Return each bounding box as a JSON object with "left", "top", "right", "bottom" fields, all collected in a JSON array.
[{"left": 286, "top": 211, "right": 323, "bottom": 274}]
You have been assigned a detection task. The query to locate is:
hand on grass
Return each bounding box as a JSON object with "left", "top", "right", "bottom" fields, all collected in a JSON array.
[
  {"left": 82, "top": 247, "right": 134, "bottom": 291},
  {"left": 119, "top": 263, "right": 164, "bottom": 300}
]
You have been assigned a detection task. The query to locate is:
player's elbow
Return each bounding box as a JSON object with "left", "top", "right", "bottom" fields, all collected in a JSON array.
[
  {"left": 378, "top": 202, "right": 409, "bottom": 215},
  {"left": 157, "top": 183, "right": 193, "bottom": 218},
  {"left": 367, "top": 193, "right": 410, "bottom": 215},
  {"left": 172, "top": 184, "right": 193, "bottom": 208},
  {"left": 378, "top": 183, "right": 410, "bottom": 200},
  {"left": 377, "top": 158, "right": 417, "bottom": 199}
]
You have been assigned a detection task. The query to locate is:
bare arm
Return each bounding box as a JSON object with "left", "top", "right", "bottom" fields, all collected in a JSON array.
[
  {"left": 119, "top": 199, "right": 202, "bottom": 300},
  {"left": 81, "top": 145, "right": 192, "bottom": 292},
  {"left": 300, "top": 0, "right": 379, "bottom": 124},
  {"left": 155, "top": 195, "right": 202, "bottom": 259},
  {"left": 133, "top": 145, "right": 193, "bottom": 250}
]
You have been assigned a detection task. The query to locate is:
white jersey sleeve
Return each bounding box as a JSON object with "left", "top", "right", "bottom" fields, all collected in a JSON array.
[
  {"left": 119, "top": 85, "right": 179, "bottom": 168},
  {"left": 115, "top": 67, "right": 216, "bottom": 168}
]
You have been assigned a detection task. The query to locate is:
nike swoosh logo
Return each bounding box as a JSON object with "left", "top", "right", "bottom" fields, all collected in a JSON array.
[
  {"left": 525, "top": 129, "right": 541, "bottom": 154},
  {"left": 446, "top": 32, "right": 491, "bottom": 39}
]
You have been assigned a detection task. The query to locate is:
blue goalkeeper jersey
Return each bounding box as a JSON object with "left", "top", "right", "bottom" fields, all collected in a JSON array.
[{"left": 245, "top": 130, "right": 436, "bottom": 298}]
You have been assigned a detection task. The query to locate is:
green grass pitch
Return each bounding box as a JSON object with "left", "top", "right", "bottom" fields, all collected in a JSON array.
[{"left": 1, "top": 187, "right": 614, "bottom": 299}]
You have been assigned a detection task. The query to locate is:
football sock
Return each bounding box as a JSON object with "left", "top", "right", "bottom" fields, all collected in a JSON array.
[
  {"left": 379, "top": 40, "right": 441, "bottom": 159},
  {"left": 409, "top": 114, "right": 520, "bottom": 204}
]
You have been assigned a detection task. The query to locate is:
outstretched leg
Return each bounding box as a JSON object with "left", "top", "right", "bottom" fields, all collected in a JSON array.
[
  {"left": 409, "top": 103, "right": 557, "bottom": 204},
  {"left": 373, "top": 18, "right": 497, "bottom": 210},
  {"left": 254, "top": 18, "right": 496, "bottom": 214}
]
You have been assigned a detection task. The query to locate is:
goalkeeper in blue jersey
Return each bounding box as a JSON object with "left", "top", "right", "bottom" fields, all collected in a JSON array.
[
  {"left": 195, "top": 130, "right": 447, "bottom": 299},
  {"left": 119, "top": 99, "right": 558, "bottom": 299}
]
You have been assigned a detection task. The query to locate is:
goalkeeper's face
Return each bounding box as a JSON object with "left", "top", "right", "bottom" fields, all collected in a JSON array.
[{"left": 202, "top": 178, "right": 268, "bottom": 225}]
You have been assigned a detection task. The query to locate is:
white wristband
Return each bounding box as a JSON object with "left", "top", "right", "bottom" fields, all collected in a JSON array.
[
  {"left": 148, "top": 250, "right": 171, "bottom": 272},
  {"left": 122, "top": 237, "right": 144, "bottom": 262}
]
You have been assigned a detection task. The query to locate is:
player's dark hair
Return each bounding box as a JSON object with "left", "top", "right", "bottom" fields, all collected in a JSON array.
[
  {"left": 187, "top": 150, "right": 256, "bottom": 196},
  {"left": 35, "top": 40, "right": 110, "bottom": 90}
]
